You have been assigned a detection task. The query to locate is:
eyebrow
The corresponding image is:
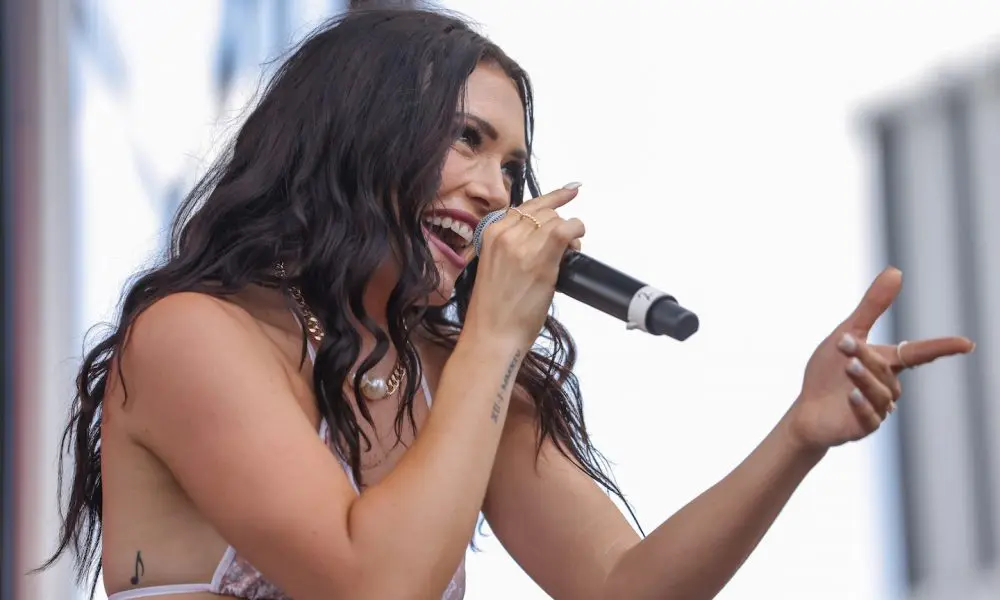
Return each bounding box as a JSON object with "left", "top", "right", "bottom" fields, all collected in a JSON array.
[{"left": 460, "top": 113, "right": 528, "bottom": 161}]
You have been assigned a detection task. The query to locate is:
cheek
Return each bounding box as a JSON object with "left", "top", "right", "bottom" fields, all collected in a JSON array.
[{"left": 437, "top": 149, "right": 468, "bottom": 193}]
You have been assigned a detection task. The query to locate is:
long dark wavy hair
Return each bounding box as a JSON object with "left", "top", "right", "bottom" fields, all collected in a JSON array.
[{"left": 42, "top": 7, "right": 639, "bottom": 596}]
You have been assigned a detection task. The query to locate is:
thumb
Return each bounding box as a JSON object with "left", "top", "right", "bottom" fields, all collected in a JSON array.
[{"left": 844, "top": 267, "right": 902, "bottom": 335}]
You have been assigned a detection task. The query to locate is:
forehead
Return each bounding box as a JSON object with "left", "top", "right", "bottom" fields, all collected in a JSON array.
[{"left": 463, "top": 63, "right": 526, "bottom": 149}]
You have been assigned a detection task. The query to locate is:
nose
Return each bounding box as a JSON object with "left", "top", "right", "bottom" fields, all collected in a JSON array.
[{"left": 464, "top": 160, "right": 511, "bottom": 215}]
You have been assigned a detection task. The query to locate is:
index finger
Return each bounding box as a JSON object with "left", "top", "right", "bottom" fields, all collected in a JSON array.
[
  {"left": 844, "top": 267, "right": 902, "bottom": 335},
  {"left": 879, "top": 336, "right": 975, "bottom": 370},
  {"left": 520, "top": 182, "right": 582, "bottom": 212}
]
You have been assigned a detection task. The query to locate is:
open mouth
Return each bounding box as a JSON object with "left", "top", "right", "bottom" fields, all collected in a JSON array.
[{"left": 422, "top": 212, "right": 475, "bottom": 263}]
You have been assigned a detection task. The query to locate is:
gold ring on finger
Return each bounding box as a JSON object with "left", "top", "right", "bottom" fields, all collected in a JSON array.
[
  {"left": 896, "top": 340, "right": 911, "bottom": 369},
  {"left": 511, "top": 206, "right": 541, "bottom": 229}
]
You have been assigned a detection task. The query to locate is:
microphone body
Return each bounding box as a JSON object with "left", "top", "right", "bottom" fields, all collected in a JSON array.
[{"left": 472, "top": 210, "right": 700, "bottom": 341}]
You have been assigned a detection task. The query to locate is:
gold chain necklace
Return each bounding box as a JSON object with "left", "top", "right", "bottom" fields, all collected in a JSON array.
[{"left": 275, "top": 262, "right": 406, "bottom": 401}]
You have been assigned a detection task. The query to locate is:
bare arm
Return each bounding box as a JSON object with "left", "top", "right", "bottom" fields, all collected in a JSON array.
[
  {"left": 601, "top": 418, "right": 824, "bottom": 600},
  {"left": 122, "top": 293, "right": 523, "bottom": 600},
  {"left": 489, "top": 268, "right": 975, "bottom": 599},
  {"left": 486, "top": 399, "right": 822, "bottom": 600},
  {"left": 483, "top": 396, "right": 640, "bottom": 599}
]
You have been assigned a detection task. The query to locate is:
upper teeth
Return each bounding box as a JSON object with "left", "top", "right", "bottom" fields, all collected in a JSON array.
[{"left": 424, "top": 215, "right": 473, "bottom": 244}]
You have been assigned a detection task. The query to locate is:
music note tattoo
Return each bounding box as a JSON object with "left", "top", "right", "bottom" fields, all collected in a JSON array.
[{"left": 130, "top": 551, "right": 145, "bottom": 585}]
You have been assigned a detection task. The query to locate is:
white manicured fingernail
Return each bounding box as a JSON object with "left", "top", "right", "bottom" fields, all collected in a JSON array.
[
  {"left": 849, "top": 388, "right": 866, "bottom": 406},
  {"left": 562, "top": 181, "right": 582, "bottom": 190},
  {"left": 847, "top": 357, "right": 865, "bottom": 375},
  {"left": 838, "top": 333, "right": 857, "bottom": 353}
]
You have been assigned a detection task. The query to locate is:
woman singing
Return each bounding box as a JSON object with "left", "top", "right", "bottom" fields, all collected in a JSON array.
[{"left": 42, "top": 8, "right": 973, "bottom": 600}]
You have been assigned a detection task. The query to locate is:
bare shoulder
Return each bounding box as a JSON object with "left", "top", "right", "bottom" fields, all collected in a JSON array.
[
  {"left": 123, "top": 291, "right": 266, "bottom": 367},
  {"left": 103, "top": 291, "right": 362, "bottom": 595},
  {"left": 116, "top": 294, "right": 265, "bottom": 409},
  {"left": 117, "top": 290, "right": 307, "bottom": 423}
]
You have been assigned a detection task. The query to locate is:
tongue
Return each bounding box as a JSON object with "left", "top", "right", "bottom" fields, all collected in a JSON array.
[{"left": 432, "top": 225, "right": 462, "bottom": 250}]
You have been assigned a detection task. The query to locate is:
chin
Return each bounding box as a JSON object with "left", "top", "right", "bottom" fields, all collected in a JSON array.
[
  {"left": 426, "top": 289, "right": 453, "bottom": 307},
  {"left": 419, "top": 243, "right": 467, "bottom": 307},
  {"left": 426, "top": 263, "right": 457, "bottom": 307}
]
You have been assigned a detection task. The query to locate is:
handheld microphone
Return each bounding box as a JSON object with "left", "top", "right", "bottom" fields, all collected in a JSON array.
[{"left": 472, "top": 209, "right": 700, "bottom": 341}]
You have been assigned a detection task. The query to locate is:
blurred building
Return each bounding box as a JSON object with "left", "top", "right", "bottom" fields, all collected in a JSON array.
[
  {"left": 3, "top": 0, "right": 75, "bottom": 598},
  {"left": 866, "top": 59, "right": 1000, "bottom": 599}
]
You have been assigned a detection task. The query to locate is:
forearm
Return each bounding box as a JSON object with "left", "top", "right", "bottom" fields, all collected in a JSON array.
[
  {"left": 348, "top": 331, "right": 524, "bottom": 592},
  {"left": 603, "top": 414, "right": 825, "bottom": 600}
]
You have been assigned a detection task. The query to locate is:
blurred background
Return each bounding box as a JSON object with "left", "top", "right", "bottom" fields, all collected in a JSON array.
[{"left": 2, "top": 1, "right": 999, "bottom": 598}]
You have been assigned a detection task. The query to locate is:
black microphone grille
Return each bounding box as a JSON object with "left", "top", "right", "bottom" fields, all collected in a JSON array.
[{"left": 472, "top": 209, "right": 508, "bottom": 256}]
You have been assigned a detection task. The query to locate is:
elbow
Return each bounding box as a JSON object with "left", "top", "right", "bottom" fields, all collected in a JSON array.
[
  {"left": 325, "top": 542, "right": 452, "bottom": 600},
  {"left": 294, "top": 564, "right": 433, "bottom": 600},
  {"left": 343, "top": 499, "right": 463, "bottom": 599},
  {"left": 327, "top": 569, "right": 447, "bottom": 600},
  {"left": 345, "top": 556, "right": 458, "bottom": 600}
]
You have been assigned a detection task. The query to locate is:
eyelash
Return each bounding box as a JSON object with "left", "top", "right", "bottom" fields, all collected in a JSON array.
[{"left": 456, "top": 125, "right": 525, "bottom": 184}]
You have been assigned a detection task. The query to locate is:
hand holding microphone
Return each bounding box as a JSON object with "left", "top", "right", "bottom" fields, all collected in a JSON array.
[
  {"left": 463, "top": 183, "right": 587, "bottom": 351},
  {"left": 471, "top": 186, "right": 699, "bottom": 344}
]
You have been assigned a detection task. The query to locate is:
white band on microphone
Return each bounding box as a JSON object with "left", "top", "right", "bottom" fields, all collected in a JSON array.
[{"left": 626, "top": 285, "right": 671, "bottom": 333}]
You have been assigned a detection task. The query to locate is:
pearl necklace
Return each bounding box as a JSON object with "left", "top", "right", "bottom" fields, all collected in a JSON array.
[{"left": 276, "top": 264, "right": 406, "bottom": 401}]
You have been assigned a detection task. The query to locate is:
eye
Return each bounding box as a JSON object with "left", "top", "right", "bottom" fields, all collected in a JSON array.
[
  {"left": 455, "top": 125, "right": 483, "bottom": 149},
  {"left": 501, "top": 161, "right": 525, "bottom": 186}
]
